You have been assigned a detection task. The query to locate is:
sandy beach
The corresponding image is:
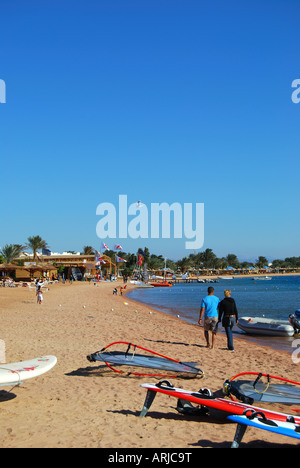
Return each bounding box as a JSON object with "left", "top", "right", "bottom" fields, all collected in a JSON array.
[{"left": 0, "top": 280, "right": 299, "bottom": 449}]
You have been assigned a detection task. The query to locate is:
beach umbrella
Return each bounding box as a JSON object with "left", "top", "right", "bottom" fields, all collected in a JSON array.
[
  {"left": 0, "top": 263, "right": 25, "bottom": 271},
  {"left": 226, "top": 266, "right": 235, "bottom": 270},
  {"left": 23, "top": 264, "right": 44, "bottom": 272},
  {"left": 0, "top": 263, "right": 26, "bottom": 279},
  {"left": 24, "top": 263, "right": 57, "bottom": 272},
  {"left": 38, "top": 263, "right": 57, "bottom": 271}
]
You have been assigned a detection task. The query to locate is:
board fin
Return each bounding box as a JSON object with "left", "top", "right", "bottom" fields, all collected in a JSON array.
[
  {"left": 139, "top": 389, "right": 157, "bottom": 418},
  {"left": 231, "top": 423, "right": 248, "bottom": 448}
]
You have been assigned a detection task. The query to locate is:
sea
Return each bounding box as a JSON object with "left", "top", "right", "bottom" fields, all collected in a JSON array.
[{"left": 127, "top": 275, "right": 300, "bottom": 353}]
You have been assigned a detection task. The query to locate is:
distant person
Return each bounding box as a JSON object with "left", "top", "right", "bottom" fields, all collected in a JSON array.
[
  {"left": 198, "top": 287, "right": 220, "bottom": 349},
  {"left": 37, "top": 289, "right": 43, "bottom": 304},
  {"left": 218, "top": 289, "right": 238, "bottom": 351},
  {"left": 36, "top": 278, "right": 43, "bottom": 292},
  {"left": 113, "top": 288, "right": 118, "bottom": 295}
]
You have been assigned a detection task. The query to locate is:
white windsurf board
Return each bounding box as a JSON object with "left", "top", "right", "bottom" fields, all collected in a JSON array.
[{"left": 0, "top": 356, "right": 57, "bottom": 386}]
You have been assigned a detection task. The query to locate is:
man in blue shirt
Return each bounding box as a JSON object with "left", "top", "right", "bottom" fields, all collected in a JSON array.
[{"left": 198, "top": 287, "right": 220, "bottom": 349}]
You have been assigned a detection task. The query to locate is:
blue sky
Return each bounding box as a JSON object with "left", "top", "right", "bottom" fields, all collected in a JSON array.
[{"left": 1, "top": 0, "right": 299, "bottom": 261}]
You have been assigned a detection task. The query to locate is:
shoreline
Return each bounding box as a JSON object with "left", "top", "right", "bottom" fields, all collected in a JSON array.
[
  {"left": 125, "top": 278, "right": 299, "bottom": 355},
  {"left": 0, "top": 281, "right": 299, "bottom": 448},
  {"left": 170, "top": 271, "right": 300, "bottom": 283},
  {"left": 125, "top": 293, "right": 296, "bottom": 355}
]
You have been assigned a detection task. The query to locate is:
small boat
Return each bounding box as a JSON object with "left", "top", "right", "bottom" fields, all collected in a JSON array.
[
  {"left": 252, "top": 276, "right": 272, "bottom": 280},
  {"left": 150, "top": 281, "right": 173, "bottom": 287},
  {"left": 130, "top": 281, "right": 154, "bottom": 288},
  {"left": 198, "top": 278, "right": 219, "bottom": 283},
  {"left": 237, "top": 317, "right": 295, "bottom": 337}
]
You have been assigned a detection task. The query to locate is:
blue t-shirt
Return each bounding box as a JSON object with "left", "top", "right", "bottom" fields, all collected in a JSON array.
[{"left": 201, "top": 295, "right": 220, "bottom": 318}]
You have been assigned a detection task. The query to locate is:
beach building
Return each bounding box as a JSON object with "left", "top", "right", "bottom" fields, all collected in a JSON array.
[{"left": 13, "top": 252, "right": 116, "bottom": 281}]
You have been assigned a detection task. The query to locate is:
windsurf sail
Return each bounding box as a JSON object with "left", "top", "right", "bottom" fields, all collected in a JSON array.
[
  {"left": 87, "top": 342, "right": 204, "bottom": 378},
  {"left": 224, "top": 372, "right": 300, "bottom": 405}
]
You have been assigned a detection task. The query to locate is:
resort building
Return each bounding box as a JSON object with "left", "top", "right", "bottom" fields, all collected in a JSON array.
[{"left": 13, "top": 252, "right": 117, "bottom": 281}]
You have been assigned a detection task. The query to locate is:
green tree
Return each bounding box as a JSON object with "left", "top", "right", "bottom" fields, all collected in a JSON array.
[
  {"left": 285, "top": 257, "right": 300, "bottom": 268},
  {"left": 26, "top": 236, "right": 48, "bottom": 262},
  {"left": 240, "top": 261, "right": 254, "bottom": 269},
  {"left": 0, "top": 244, "right": 25, "bottom": 263},
  {"left": 176, "top": 257, "right": 192, "bottom": 273},
  {"left": 147, "top": 254, "right": 165, "bottom": 270},
  {"left": 256, "top": 256, "right": 268, "bottom": 268},
  {"left": 199, "top": 248, "right": 217, "bottom": 269},
  {"left": 82, "top": 246, "right": 95, "bottom": 255},
  {"left": 226, "top": 254, "right": 240, "bottom": 269}
]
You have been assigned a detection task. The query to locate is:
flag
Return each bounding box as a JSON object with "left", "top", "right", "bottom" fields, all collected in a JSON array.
[
  {"left": 42, "top": 248, "right": 52, "bottom": 256},
  {"left": 102, "top": 242, "right": 109, "bottom": 250},
  {"left": 138, "top": 248, "right": 148, "bottom": 258},
  {"left": 116, "top": 256, "right": 127, "bottom": 263},
  {"left": 95, "top": 257, "right": 106, "bottom": 264},
  {"left": 94, "top": 250, "right": 101, "bottom": 260},
  {"left": 137, "top": 254, "right": 143, "bottom": 266},
  {"left": 114, "top": 244, "right": 123, "bottom": 251}
]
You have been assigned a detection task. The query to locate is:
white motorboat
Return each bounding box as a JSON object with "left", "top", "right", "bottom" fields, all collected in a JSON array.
[
  {"left": 130, "top": 280, "right": 154, "bottom": 288},
  {"left": 237, "top": 316, "right": 295, "bottom": 337},
  {"left": 252, "top": 276, "right": 272, "bottom": 280}
]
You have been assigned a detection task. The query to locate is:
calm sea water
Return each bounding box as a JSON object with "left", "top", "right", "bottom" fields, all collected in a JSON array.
[{"left": 127, "top": 275, "right": 300, "bottom": 353}]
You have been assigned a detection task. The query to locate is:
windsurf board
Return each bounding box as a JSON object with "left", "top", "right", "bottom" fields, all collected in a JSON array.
[
  {"left": 139, "top": 382, "right": 300, "bottom": 424},
  {"left": 228, "top": 412, "right": 300, "bottom": 447},
  {"left": 228, "top": 414, "right": 300, "bottom": 439},
  {"left": 0, "top": 356, "right": 57, "bottom": 387}
]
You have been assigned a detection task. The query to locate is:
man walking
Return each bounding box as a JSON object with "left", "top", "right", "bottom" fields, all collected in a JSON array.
[{"left": 198, "top": 287, "right": 220, "bottom": 349}]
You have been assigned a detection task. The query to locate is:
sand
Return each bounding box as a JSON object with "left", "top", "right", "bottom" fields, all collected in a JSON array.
[{"left": 0, "top": 280, "right": 299, "bottom": 448}]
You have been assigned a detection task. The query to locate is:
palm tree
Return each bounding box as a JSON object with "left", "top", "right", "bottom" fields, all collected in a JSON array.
[
  {"left": 256, "top": 256, "right": 268, "bottom": 269},
  {"left": 26, "top": 236, "right": 48, "bottom": 262},
  {"left": 176, "top": 257, "right": 191, "bottom": 273},
  {"left": 199, "top": 248, "right": 217, "bottom": 269},
  {"left": 82, "top": 246, "right": 95, "bottom": 255},
  {"left": 0, "top": 244, "right": 25, "bottom": 263},
  {"left": 226, "top": 254, "right": 240, "bottom": 269}
]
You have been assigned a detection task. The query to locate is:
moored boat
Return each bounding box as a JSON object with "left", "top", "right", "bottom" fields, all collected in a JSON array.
[
  {"left": 252, "top": 276, "right": 272, "bottom": 280},
  {"left": 150, "top": 281, "right": 173, "bottom": 287},
  {"left": 237, "top": 316, "right": 295, "bottom": 337}
]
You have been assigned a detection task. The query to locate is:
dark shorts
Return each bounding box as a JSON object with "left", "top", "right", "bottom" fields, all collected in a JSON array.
[{"left": 204, "top": 317, "right": 218, "bottom": 333}]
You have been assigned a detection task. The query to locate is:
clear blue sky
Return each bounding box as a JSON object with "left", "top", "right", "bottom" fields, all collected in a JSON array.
[{"left": 1, "top": 0, "right": 299, "bottom": 261}]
